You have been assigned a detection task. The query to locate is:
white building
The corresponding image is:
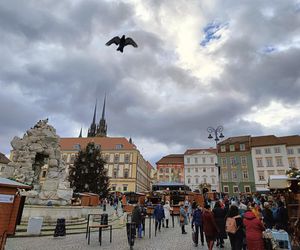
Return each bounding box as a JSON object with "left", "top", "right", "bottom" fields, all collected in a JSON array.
[
  {"left": 184, "top": 148, "right": 218, "bottom": 192},
  {"left": 251, "top": 135, "right": 300, "bottom": 189}
]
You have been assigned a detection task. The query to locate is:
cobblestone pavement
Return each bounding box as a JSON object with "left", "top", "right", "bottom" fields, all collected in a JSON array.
[{"left": 7, "top": 218, "right": 232, "bottom": 250}]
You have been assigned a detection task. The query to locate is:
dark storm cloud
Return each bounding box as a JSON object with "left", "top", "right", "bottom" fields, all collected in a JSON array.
[{"left": 0, "top": 0, "right": 299, "bottom": 164}]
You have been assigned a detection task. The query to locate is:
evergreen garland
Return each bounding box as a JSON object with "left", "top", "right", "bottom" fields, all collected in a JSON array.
[{"left": 68, "top": 142, "right": 110, "bottom": 197}]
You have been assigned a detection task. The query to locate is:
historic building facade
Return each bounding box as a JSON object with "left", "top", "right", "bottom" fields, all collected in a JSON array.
[
  {"left": 60, "top": 98, "right": 152, "bottom": 193},
  {"left": 184, "top": 149, "right": 218, "bottom": 192},
  {"left": 60, "top": 137, "right": 152, "bottom": 192},
  {"left": 156, "top": 154, "right": 184, "bottom": 183},
  {"left": 218, "top": 136, "right": 256, "bottom": 195},
  {"left": 251, "top": 135, "right": 300, "bottom": 190}
]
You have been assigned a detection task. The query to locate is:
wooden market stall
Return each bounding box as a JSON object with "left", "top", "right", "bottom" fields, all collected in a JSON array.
[{"left": 0, "top": 177, "right": 31, "bottom": 250}]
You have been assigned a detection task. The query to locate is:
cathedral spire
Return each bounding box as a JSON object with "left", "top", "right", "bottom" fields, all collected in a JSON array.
[
  {"left": 96, "top": 94, "right": 107, "bottom": 137},
  {"left": 78, "top": 127, "right": 82, "bottom": 138},
  {"left": 87, "top": 100, "right": 98, "bottom": 137},
  {"left": 101, "top": 94, "right": 106, "bottom": 120}
]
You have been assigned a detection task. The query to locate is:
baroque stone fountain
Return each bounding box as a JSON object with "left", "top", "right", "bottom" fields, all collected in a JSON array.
[{"left": 6, "top": 119, "right": 73, "bottom": 205}]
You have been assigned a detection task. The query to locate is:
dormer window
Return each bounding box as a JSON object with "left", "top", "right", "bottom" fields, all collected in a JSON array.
[
  {"left": 116, "top": 144, "right": 123, "bottom": 149},
  {"left": 73, "top": 144, "right": 81, "bottom": 150}
]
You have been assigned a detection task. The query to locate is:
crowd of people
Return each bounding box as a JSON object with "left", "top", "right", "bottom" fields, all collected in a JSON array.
[{"left": 127, "top": 193, "right": 291, "bottom": 250}]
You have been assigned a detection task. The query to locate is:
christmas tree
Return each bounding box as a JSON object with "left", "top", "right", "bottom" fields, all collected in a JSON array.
[{"left": 68, "top": 142, "right": 110, "bottom": 197}]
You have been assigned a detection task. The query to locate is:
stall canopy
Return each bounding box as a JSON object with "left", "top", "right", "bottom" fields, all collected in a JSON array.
[{"left": 268, "top": 175, "right": 290, "bottom": 189}]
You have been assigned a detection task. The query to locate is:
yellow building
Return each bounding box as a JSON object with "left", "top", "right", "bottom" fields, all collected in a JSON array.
[{"left": 59, "top": 137, "right": 151, "bottom": 192}]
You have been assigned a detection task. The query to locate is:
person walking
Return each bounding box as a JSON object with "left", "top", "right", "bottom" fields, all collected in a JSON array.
[
  {"left": 154, "top": 203, "right": 165, "bottom": 233},
  {"left": 131, "top": 204, "right": 143, "bottom": 238},
  {"left": 163, "top": 201, "right": 171, "bottom": 228},
  {"left": 191, "top": 205, "right": 204, "bottom": 246},
  {"left": 243, "top": 206, "right": 265, "bottom": 250},
  {"left": 213, "top": 201, "right": 227, "bottom": 248},
  {"left": 226, "top": 205, "right": 244, "bottom": 250},
  {"left": 262, "top": 202, "right": 274, "bottom": 229},
  {"left": 203, "top": 204, "right": 219, "bottom": 250},
  {"left": 275, "top": 200, "right": 289, "bottom": 231},
  {"left": 179, "top": 202, "right": 188, "bottom": 234}
]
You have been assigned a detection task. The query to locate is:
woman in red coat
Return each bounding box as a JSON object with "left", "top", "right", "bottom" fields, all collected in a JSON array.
[
  {"left": 243, "top": 207, "right": 265, "bottom": 250},
  {"left": 202, "top": 204, "right": 219, "bottom": 250}
]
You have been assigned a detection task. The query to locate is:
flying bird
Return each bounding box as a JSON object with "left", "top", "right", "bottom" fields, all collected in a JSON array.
[{"left": 105, "top": 35, "right": 138, "bottom": 53}]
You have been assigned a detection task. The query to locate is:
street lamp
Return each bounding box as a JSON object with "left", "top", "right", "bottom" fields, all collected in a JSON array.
[{"left": 207, "top": 126, "right": 224, "bottom": 199}]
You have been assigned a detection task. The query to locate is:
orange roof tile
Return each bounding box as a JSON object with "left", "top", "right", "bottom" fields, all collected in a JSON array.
[
  {"left": 218, "top": 135, "right": 250, "bottom": 145},
  {"left": 250, "top": 135, "right": 282, "bottom": 147},
  {"left": 156, "top": 154, "right": 184, "bottom": 165},
  {"left": 0, "top": 152, "right": 10, "bottom": 164},
  {"left": 184, "top": 148, "right": 217, "bottom": 155},
  {"left": 59, "top": 137, "right": 136, "bottom": 151}
]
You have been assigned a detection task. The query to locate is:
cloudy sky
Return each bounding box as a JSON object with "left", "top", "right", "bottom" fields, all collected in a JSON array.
[{"left": 1, "top": 0, "right": 300, "bottom": 165}]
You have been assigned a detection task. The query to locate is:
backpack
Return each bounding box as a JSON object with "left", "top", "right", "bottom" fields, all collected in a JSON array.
[{"left": 225, "top": 215, "right": 240, "bottom": 234}]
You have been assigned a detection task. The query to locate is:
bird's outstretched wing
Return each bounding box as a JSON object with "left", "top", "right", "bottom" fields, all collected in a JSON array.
[
  {"left": 106, "top": 36, "right": 121, "bottom": 46},
  {"left": 125, "top": 37, "right": 138, "bottom": 47}
]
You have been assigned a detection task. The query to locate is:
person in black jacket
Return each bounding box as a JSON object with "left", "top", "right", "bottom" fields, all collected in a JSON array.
[
  {"left": 213, "top": 201, "right": 227, "bottom": 248},
  {"left": 131, "top": 204, "right": 142, "bottom": 238},
  {"left": 191, "top": 205, "right": 204, "bottom": 246},
  {"left": 226, "top": 205, "right": 244, "bottom": 250},
  {"left": 262, "top": 202, "right": 274, "bottom": 229},
  {"left": 275, "top": 201, "right": 289, "bottom": 231}
]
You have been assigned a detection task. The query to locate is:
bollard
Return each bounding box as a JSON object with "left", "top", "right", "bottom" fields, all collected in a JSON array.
[{"left": 54, "top": 218, "right": 66, "bottom": 237}]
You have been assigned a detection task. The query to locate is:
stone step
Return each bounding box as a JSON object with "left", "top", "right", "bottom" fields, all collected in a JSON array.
[{"left": 20, "top": 217, "right": 87, "bottom": 226}]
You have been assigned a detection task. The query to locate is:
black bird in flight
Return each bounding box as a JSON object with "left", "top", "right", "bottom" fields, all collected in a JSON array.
[{"left": 105, "top": 35, "right": 138, "bottom": 53}]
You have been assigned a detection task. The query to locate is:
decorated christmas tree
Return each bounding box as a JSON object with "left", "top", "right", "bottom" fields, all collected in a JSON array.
[{"left": 68, "top": 142, "right": 110, "bottom": 197}]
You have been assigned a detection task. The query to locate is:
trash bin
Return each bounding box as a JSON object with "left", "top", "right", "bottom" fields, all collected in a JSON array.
[
  {"left": 27, "top": 217, "right": 43, "bottom": 235},
  {"left": 54, "top": 218, "right": 66, "bottom": 237}
]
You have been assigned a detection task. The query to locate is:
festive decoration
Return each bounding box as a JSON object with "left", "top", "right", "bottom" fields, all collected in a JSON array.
[
  {"left": 286, "top": 168, "right": 300, "bottom": 179},
  {"left": 68, "top": 142, "right": 110, "bottom": 197}
]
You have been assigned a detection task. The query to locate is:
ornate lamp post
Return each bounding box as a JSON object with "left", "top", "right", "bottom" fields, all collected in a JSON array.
[{"left": 207, "top": 126, "right": 224, "bottom": 198}]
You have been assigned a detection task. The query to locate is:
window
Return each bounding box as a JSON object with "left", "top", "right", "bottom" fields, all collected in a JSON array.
[
  {"left": 255, "top": 149, "right": 261, "bottom": 154},
  {"left": 165, "top": 168, "right": 169, "bottom": 173},
  {"left": 116, "top": 144, "right": 123, "bottom": 149},
  {"left": 266, "top": 157, "right": 273, "bottom": 167},
  {"left": 202, "top": 157, "right": 206, "bottom": 163},
  {"left": 221, "top": 158, "right": 227, "bottom": 166},
  {"left": 221, "top": 145, "right": 226, "bottom": 152},
  {"left": 114, "top": 154, "right": 119, "bottom": 163},
  {"left": 125, "top": 154, "right": 130, "bottom": 163},
  {"left": 159, "top": 168, "right": 163, "bottom": 173},
  {"left": 187, "top": 168, "right": 190, "bottom": 173},
  {"left": 230, "top": 145, "right": 235, "bottom": 152},
  {"left": 212, "top": 177, "right": 215, "bottom": 184},
  {"left": 223, "top": 186, "right": 229, "bottom": 193},
  {"left": 195, "top": 168, "right": 198, "bottom": 173},
  {"left": 113, "top": 170, "right": 117, "bottom": 178},
  {"left": 256, "top": 158, "right": 263, "bottom": 167},
  {"left": 203, "top": 167, "right": 206, "bottom": 172},
  {"left": 211, "top": 167, "right": 214, "bottom": 173},
  {"left": 105, "top": 154, "right": 110, "bottom": 163},
  {"left": 233, "top": 186, "right": 239, "bottom": 193},
  {"left": 165, "top": 175, "right": 169, "bottom": 181},
  {"left": 111, "top": 186, "right": 116, "bottom": 191},
  {"left": 265, "top": 148, "right": 271, "bottom": 154},
  {"left": 188, "top": 178, "right": 191, "bottom": 184},
  {"left": 243, "top": 171, "right": 248, "bottom": 179},
  {"left": 287, "top": 148, "right": 294, "bottom": 155},
  {"left": 298, "top": 148, "right": 300, "bottom": 154},
  {"left": 171, "top": 168, "right": 174, "bottom": 173},
  {"left": 123, "top": 185, "right": 128, "bottom": 191},
  {"left": 232, "top": 171, "right": 237, "bottom": 179},
  {"left": 288, "top": 158, "right": 296, "bottom": 168},
  {"left": 258, "top": 171, "right": 265, "bottom": 181},
  {"left": 276, "top": 157, "right": 283, "bottom": 166},
  {"left": 222, "top": 172, "right": 228, "bottom": 180},
  {"left": 203, "top": 177, "right": 207, "bottom": 183},
  {"left": 210, "top": 157, "right": 214, "bottom": 163},
  {"left": 240, "top": 144, "right": 246, "bottom": 151},
  {"left": 241, "top": 156, "right": 247, "bottom": 165},
  {"left": 73, "top": 144, "right": 81, "bottom": 150},
  {"left": 195, "top": 158, "right": 198, "bottom": 163},
  {"left": 124, "top": 170, "right": 129, "bottom": 178},
  {"left": 195, "top": 177, "right": 199, "bottom": 184},
  {"left": 274, "top": 147, "right": 281, "bottom": 153},
  {"left": 244, "top": 186, "right": 251, "bottom": 193},
  {"left": 187, "top": 158, "right": 190, "bottom": 164},
  {"left": 230, "top": 157, "right": 236, "bottom": 166}
]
